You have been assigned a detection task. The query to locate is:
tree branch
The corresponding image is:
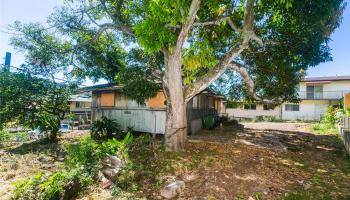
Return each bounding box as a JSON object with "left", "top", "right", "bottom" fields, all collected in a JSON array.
[
  {"left": 184, "top": 0, "right": 263, "bottom": 102},
  {"left": 166, "top": 16, "right": 242, "bottom": 33},
  {"left": 227, "top": 62, "right": 283, "bottom": 104},
  {"left": 174, "top": 0, "right": 201, "bottom": 55}
]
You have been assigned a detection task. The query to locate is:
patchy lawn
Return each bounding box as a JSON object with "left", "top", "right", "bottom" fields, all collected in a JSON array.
[{"left": 1, "top": 123, "right": 350, "bottom": 200}]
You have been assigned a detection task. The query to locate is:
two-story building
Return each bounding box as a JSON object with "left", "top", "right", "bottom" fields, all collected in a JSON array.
[
  {"left": 227, "top": 75, "right": 350, "bottom": 121},
  {"left": 282, "top": 75, "right": 350, "bottom": 120}
]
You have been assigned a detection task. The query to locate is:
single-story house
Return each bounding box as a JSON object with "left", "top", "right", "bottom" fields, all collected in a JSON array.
[{"left": 81, "top": 83, "right": 226, "bottom": 134}]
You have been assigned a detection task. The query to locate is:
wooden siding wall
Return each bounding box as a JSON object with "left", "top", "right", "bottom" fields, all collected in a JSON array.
[
  {"left": 92, "top": 90, "right": 222, "bottom": 134},
  {"left": 93, "top": 108, "right": 166, "bottom": 134}
]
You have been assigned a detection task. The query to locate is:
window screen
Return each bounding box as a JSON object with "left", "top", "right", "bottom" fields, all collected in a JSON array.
[{"left": 285, "top": 104, "right": 299, "bottom": 111}]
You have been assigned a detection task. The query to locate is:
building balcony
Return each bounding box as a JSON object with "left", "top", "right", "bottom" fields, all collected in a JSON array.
[{"left": 297, "top": 91, "right": 350, "bottom": 100}]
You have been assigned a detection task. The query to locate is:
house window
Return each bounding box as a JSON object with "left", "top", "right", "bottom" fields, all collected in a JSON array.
[
  {"left": 306, "top": 85, "right": 323, "bottom": 99},
  {"left": 263, "top": 104, "right": 272, "bottom": 110},
  {"left": 285, "top": 104, "right": 299, "bottom": 111},
  {"left": 244, "top": 104, "right": 256, "bottom": 110}
]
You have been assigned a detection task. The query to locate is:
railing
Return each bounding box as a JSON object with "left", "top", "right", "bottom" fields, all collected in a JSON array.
[{"left": 297, "top": 91, "right": 350, "bottom": 100}]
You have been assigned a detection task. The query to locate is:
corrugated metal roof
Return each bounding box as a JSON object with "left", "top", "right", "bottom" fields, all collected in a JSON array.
[
  {"left": 79, "top": 83, "right": 225, "bottom": 99},
  {"left": 302, "top": 75, "right": 350, "bottom": 82}
]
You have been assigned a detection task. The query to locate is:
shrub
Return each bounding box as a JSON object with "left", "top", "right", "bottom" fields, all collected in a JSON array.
[
  {"left": 91, "top": 116, "right": 120, "bottom": 140},
  {"left": 202, "top": 115, "right": 216, "bottom": 129},
  {"left": 323, "top": 106, "right": 340, "bottom": 125},
  {"left": 0, "top": 130, "right": 11, "bottom": 142},
  {"left": 65, "top": 137, "right": 100, "bottom": 175}
]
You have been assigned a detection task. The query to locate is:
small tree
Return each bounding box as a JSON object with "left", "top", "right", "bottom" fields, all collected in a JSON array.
[{"left": 0, "top": 69, "right": 74, "bottom": 142}]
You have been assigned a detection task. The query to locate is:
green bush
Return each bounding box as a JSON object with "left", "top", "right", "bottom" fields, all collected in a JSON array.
[
  {"left": 323, "top": 106, "right": 340, "bottom": 125},
  {"left": 65, "top": 137, "right": 99, "bottom": 175},
  {"left": 91, "top": 116, "right": 120, "bottom": 140},
  {"left": 0, "top": 130, "right": 11, "bottom": 142},
  {"left": 202, "top": 115, "right": 216, "bottom": 129}
]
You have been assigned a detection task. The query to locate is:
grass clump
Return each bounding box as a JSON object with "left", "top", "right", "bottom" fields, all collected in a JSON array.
[{"left": 310, "top": 123, "right": 338, "bottom": 135}]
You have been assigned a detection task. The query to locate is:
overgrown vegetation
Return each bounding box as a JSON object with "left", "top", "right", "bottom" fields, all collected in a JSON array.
[
  {"left": 12, "top": 133, "right": 133, "bottom": 199},
  {"left": 0, "top": 130, "right": 30, "bottom": 143},
  {"left": 0, "top": 70, "right": 75, "bottom": 142},
  {"left": 310, "top": 106, "right": 342, "bottom": 135},
  {"left": 255, "top": 115, "right": 283, "bottom": 122},
  {"left": 90, "top": 116, "right": 121, "bottom": 140}
]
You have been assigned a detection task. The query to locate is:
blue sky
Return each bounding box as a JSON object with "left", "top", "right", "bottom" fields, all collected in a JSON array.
[{"left": 0, "top": 0, "right": 349, "bottom": 83}]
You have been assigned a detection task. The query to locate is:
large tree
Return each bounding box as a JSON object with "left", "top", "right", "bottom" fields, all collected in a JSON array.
[
  {"left": 10, "top": 0, "right": 345, "bottom": 150},
  {"left": 0, "top": 69, "right": 74, "bottom": 141}
]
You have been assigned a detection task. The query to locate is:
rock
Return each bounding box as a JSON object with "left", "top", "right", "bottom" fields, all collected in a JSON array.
[
  {"left": 248, "top": 197, "right": 255, "bottom": 200},
  {"left": 108, "top": 156, "right": 123, "bottom": 168},
  {"left": 102, "top": 167, "right": 119, "bottom": 179},
  {"left": 182, "top": 173, "right": 199, "bottom": 182},
  {"left": 101, "top": 176, "right": 112, "bottom": 189},
  {"left": 160, "top": 181, "right": 185, "bottom": 199}
]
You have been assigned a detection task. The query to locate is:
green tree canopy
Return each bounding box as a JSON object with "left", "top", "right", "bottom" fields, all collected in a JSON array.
[{"left": 0, "top": 68, "right": 75, "bottom": 141}]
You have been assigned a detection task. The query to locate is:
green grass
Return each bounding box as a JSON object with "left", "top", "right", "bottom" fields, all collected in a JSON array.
[
  {"left": 309, "top": 123, "right": 338, "bottom": 135},
  {"left": 0, "top": 130, "right": 30, "bottom": 142}
]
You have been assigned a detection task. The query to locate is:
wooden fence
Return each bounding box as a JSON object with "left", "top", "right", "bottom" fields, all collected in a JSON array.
[{"left": 339, "top": 116, "right": 350, "bottom": 155}]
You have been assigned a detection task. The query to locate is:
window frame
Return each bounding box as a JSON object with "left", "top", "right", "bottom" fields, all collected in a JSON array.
[{"left": 285, "top": 104, "right": 299, "bottom": 111}]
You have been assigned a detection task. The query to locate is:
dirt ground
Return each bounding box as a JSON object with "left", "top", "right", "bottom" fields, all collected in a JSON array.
[
  {"left": 1, "top": 123, "right": 350, "bottom": 200},
  {"left": 173, "top": 122, "right": 350, "bottom": 199}
]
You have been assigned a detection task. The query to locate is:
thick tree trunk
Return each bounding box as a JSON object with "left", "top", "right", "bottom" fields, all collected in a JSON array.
[{"left": 163, "top": 53, "right": 187, "bottom": 151}]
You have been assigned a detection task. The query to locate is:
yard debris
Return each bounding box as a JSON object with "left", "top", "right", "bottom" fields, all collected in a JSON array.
[
  {"left": 101, "top": 176, "right": 113, "bottom": 189},
  {"left": 182, "top": 173, "right": 199, "bottom": 182},
  {"left": 99, "top": 155, "right": 125, "bottom": 189},
  {"left": 160, "top": 180, "right": 185, "bottom": 199}
]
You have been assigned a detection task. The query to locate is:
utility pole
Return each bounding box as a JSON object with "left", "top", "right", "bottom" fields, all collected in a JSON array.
[{"left": 4, "top": 52, "right": 11, "bottom": 71}]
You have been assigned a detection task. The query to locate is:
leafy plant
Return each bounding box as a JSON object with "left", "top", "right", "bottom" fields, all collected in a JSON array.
[
  {"left": 323, "top": 106, "right": 341, "bottom": 125},
  {"left": 0, "top": 130, "right": 11, "bottom": 142},
  {"left": 65, "top": 137, "right": 99, "bottom": 175},
  {"left": 202, "top": 115, "right": 216, "bottom": 129},
  {"left": 91, "top": 116, "right": 120, "bottom": 140}
]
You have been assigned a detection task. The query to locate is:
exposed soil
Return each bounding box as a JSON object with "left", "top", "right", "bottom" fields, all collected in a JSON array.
[
  {"left": 168, "top": 122, "right": 350, "bottom": 199},
  {"left": 1, "top": 124, "right": 350, "bottom": 200}
]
